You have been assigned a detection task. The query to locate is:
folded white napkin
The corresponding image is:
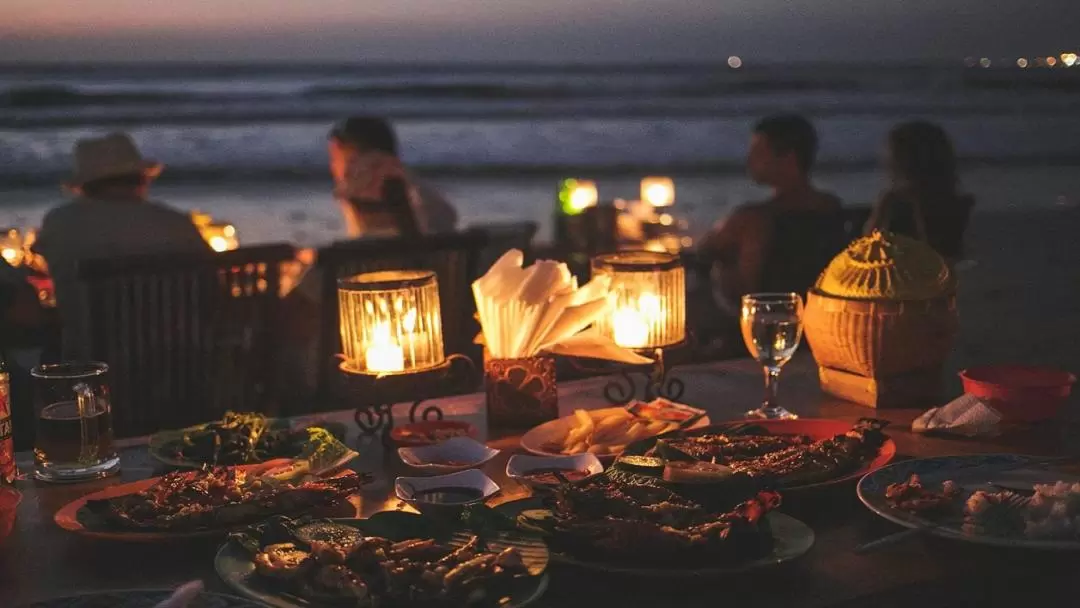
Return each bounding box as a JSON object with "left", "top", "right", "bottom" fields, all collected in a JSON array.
[
  {"left": 473, "top": 249, "right": 652, "bottom": 365},
  {"left": 912, "top": 393, "right": 1002, "bottom": 437}
]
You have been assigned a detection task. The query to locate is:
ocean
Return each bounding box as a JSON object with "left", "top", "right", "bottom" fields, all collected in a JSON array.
[{"left": 2, "top": 62, "right": 1079, "bottom": 244}]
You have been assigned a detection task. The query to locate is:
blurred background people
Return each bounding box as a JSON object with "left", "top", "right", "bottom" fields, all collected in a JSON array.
[
  {"left": 33, "top": 132, "right": 208, "bottom": 357},
  {"left": 328, "top": 117, "right": 458, "bottom": 237},
  {"left": 865, "top": 121, "right": 974, "bottom": 263},
  {"left": 699, "top": 114, "right": 842, "bottom": 311}
]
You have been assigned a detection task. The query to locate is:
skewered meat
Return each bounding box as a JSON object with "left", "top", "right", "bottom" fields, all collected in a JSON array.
[{"left": 84, "top": 468, "right": 368, "bottom": 531}]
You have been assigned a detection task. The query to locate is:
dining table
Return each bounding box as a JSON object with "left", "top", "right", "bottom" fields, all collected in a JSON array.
[{"left": 3, "top": 354, "right": 1078, "bottom": 607}]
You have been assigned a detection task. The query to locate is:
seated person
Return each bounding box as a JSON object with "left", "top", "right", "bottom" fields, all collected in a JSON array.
[
  {"left": 328, "top": 117, "right": 458, "bottom": 237},
  {"left": 33, "top": 133, "right": 209, "bottom": 357},
  {"left": 698, "top": 114, "right": 842, "bottom": 313},
  {"left": 864, "top": 121, "right": 974, "bottom": 263}
]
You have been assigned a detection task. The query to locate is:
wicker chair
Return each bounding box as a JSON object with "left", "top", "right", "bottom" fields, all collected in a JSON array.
[{"left": 76, "top": 244, "right": 295, "bottom": 437}]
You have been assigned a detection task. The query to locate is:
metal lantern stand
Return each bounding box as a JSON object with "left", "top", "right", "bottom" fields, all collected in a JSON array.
[{"left": 338, "top": 353, "right": 476, "bottom": 443}]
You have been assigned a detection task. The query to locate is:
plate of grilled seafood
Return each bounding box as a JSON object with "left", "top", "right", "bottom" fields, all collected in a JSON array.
[
  {"left": 216, "top": 513, "right": 550, "bottom": 607},
  {"left": 617, "top": 418, "right": 894, "bottom": 492},
  {"left": 858, "top": 454, "right": 1080, "bottom": 550},
  {"left": 54, "top": 461, "right": 369, "bottom": 541},
  {"left": 497, "top": 474, "right": 813, "bottom": 577}
]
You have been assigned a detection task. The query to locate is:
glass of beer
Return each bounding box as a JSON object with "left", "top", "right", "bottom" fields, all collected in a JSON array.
[
  {"left": 740, "top": 293, "right": 804, "bottom": 420},
  {"left": 31, "top": 362, "right": 120, "bottom": 482}
]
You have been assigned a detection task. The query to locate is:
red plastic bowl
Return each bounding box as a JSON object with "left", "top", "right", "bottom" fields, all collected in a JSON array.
[
  {"left": 959, "top": 365, "right": 1076, "bottom": 422},
  {"left": 390, "top": 421, "right": 477, "bottom": 447},
  {"left": 0, "top": 486, "right": 21, "bottom": 544}
]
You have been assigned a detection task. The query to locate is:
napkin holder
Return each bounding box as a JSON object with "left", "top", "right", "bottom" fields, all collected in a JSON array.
[{"left": 485, "top": 354, "right": 559, "bottom": 430}]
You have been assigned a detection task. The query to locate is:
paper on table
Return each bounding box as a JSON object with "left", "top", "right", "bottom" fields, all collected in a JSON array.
[
  {"left": 912, "top": 393, "right": 1002, "bottom": 437},
  {"left": 472, "top": 248, "right": 651, "bottom": 363},
  {"left": 540, "top": 328, "right": 653, "bottom": 365}
]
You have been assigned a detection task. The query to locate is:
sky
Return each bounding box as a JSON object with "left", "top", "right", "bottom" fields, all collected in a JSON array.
[{"left": 1, "top": 0, "right": 1076, "bottom": 63}]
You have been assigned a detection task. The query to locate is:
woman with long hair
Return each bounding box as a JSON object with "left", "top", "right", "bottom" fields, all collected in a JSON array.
[{"left": 865, "top": 121, "right": 974, "bottom": 261}]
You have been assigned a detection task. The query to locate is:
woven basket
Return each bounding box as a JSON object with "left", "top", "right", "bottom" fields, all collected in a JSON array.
[{"left": 803, "top": 288, "right": 958, "bottom": 378}]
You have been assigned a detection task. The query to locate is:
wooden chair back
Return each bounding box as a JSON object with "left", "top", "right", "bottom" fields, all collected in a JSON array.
[{"left": 76, "top": 244, "right": 295, "bottom": 437}]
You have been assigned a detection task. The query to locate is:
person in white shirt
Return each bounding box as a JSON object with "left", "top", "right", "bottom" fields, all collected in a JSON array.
[
  {"left": 33, "top": 132, "right": 209, "bottom": 357},
  {"left": 327, "top": 117, "right": 458, "bottom": 237}
]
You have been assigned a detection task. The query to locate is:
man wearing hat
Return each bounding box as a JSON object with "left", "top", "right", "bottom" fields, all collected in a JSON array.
[{"left": 34, "top": 132, "right": 209, "bottom": 357}]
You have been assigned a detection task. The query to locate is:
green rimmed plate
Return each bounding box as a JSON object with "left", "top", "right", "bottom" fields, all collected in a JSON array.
[{"left": 148, "top": 416, "right": 353, "bottom": 472}]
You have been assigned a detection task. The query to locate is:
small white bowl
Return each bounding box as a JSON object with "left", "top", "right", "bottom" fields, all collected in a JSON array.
[
  {"left": 397, "top": 436, "right": 500, "bottom": 473},
  {"left": 506, "top": 453, "right": 604, "bottom": 491},
  {"left": 395, "top": 469, "right": 500, "bottom": 514}
]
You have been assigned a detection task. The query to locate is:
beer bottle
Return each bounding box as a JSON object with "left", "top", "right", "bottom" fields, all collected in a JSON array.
[{"left": 0, "top": 355, "right": 16, "bottom": 484}]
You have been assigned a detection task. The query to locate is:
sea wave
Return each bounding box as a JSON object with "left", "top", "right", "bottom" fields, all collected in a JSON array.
[{"left": 3, "top": 113, "right": 1080, "bottom": 186}]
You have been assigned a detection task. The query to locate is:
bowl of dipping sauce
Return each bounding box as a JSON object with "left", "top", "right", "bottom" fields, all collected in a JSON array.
[
  {"left": 506, "top": 453, "right": 603, "bottom": 492},
  {"left": 0, "top": 486, "right": 21, "bottom": 543},
  {"left": 960, "top": 365, "right": 1076, "bottom": 422},
  {"left": 391, "top": 421, "right": 477, "bottom": 447},
  {"left": 398, "top": 437, "right": 500, "bottom": 474},
  {"left": 395, "top": 469, "right": 499, "bottom": 514}
]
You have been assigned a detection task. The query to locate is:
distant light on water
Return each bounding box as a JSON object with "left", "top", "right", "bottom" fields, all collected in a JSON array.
[
  {"left": 727, "top": 55, "right": 742, "bottom": 69},
  {"left": 1016, "top": 58, "right": 1029, "bottom": 68},
  {"left": 978, "top": 57, "right": 991, "bottom": 68}
]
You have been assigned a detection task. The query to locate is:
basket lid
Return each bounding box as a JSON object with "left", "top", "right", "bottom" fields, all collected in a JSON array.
[{"left": 814, "top": 230, "right": 954, "bottom": 300}]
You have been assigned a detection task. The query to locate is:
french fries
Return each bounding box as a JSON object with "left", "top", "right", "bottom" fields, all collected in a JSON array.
[{"left": 550, "top": 408, "right": 680, "bottom": 456}]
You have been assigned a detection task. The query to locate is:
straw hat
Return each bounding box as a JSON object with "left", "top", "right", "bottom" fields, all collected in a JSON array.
[{"left": 66, "top": 132, "right": 162, "bottom": 190}]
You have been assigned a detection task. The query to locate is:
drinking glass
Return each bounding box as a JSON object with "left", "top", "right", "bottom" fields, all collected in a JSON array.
[
  {"left": 740, "top": 293, "right": 804, "bottom": 420},
  {"left": 31, "top": 362, "right": 120, "bottom": 482}
]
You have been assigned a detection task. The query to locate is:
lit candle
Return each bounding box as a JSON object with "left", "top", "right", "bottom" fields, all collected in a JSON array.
[
  {"left": 641, "top": 177, "right": 675, "bottom": 207},
  {"left": 613, "top": 307, "right": 649, "bottom": 349},
  {"left": 365, "top": 321, "right": 404, "bottom": 373},
  {"left": 559, "top": 178, "right": 598, "bottom": 215},
  {"left": 613, "top": 292, "right": 663, "bottom": 348}
]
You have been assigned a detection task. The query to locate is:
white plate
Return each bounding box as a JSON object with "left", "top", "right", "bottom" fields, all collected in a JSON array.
[
  {"left": 519, "top": 406, "right": 710, "bottom": 463},
  {"left": 506, "top": 453, "right": 604, "bottom": 490},
  {"left": 858, "top": 454, "right": 1080, "bottom": 550},
  {"left": 397, "top": 436, "right": 500, "bottom": 473}
]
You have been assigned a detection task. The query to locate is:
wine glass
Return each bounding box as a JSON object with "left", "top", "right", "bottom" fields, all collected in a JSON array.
[{"left": 740, "top": 293, "right": 804, "bottom": 419}]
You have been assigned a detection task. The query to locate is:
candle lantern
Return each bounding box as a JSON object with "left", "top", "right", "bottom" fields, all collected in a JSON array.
[
  {"left": 204, "top": 223, "right": 239, "bottom": 252},
  {"left": 191, "top": 210, "right": 239, "bottom": 252},
  {"left": 557, "top": 178, "right": 598, "bottom": 215},
  {"left": 338, "top": 270, "right": 446, "bottom": 375},
  {"left": 640, "top": 176, "right": 675, "bottom": 207},
  {"left": 0, "top": 229, "right": 25, "bottom": 267},
  {"left": 591, "top": 251, "right": 685, "bottom": 350}
]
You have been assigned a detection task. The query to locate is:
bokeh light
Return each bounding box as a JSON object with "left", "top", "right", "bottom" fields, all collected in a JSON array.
[
  {"left": 1046, "top": 56, "right": 1058, "bottom": 67},
  {"left": 727, "top": 55, "right": 742, "bottom": 69},
  {"left": 978, "top": 57, "right": 991, "bottom": 68},
  {"left": 1016, "top": 58, "right": 1029, "bottom": 68}
]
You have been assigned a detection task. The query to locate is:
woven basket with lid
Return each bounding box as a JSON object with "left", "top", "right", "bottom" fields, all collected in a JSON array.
[{"left": 803, "top": 231, "right": 958, "bottom": 379}]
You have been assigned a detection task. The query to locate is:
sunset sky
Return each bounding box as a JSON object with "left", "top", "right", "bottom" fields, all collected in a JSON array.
[{"left": 1, "top": 0, "right": 1075, "bottom": 63}]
